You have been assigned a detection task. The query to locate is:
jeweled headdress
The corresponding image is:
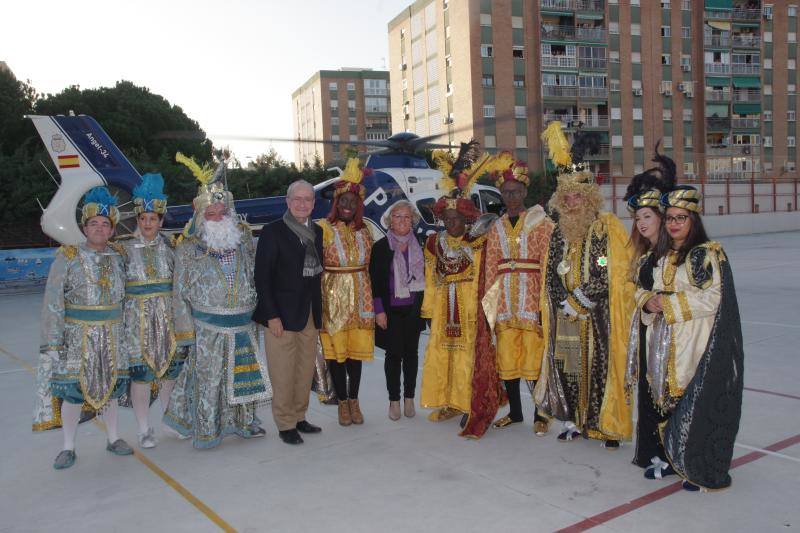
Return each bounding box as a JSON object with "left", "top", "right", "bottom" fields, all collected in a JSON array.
[
  {"left": 176, "top": 152, "right": 233, "bottom": 213},
  {"left": 661, "top": 185, "right": 702, "bottom": 213},
  {"left": 81, "top": 186, "right": 119, "bottom": 227},
  {"left": 132, "top": 173, "right": 168, "bottom": 215},
  {"left": 491, "top": 151, "right": 529, "bottom": 188},
  {"left": 540, "top": 121, "right": 601, "bottom": 195},
  {"left": 335, "top": 157, "right": 371, "bottom": 199}
]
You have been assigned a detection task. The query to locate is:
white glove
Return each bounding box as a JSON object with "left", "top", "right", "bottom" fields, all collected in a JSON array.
[{"left": 560, "top": 300, "right": 587, "bottom": 321}]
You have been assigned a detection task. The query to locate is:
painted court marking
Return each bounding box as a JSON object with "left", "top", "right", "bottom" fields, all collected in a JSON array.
[
  {"left": 0, "top": 344, "right": 236, "bottom": 532},
  {"left": 556, "top": 433, "right": 800, "bottom": 533}
]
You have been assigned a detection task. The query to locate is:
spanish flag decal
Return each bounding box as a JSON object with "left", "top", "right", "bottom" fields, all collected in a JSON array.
[{"left": 57, "top": 154, "right": 80, "bottom": 169}]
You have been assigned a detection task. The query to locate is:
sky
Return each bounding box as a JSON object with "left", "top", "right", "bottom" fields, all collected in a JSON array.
[{"left": 1, "top": 0, "right": 411, "bottom": 163}]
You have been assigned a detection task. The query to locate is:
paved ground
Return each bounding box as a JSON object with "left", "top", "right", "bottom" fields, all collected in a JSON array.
[{"left": 1, "top": 232, "right": 799, "bottom": 533}]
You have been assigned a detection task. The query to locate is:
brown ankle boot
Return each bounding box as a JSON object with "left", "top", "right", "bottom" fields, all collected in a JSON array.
[
  {"left": 338, "top": 400, "right": 352, "bottom": 426},
  {"left": 348, "top": 399, "right": 364, "bottom": 424}
]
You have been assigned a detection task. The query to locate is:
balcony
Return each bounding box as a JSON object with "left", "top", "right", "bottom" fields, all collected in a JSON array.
[
  {"left": 706, "top": 88, "right": 732, "bottom": 101},
  {"left": 732, "top": 144, "right": 759, "bottom": 155},
  {"left": 732, "top": 7, "right": 761, "bottom": 20},
  {"left": 705, "top": 63, "right": 731, "bottom": 74},
  {"left": 704, "top": 35, "right": 731, "bottom": 47},
  {"left": 579, "top": 86, "right": 609, "bottom": 98},
  {"left": 584, "top": 143, "right": 610, "bottom": 159},
  {"left": 541, "top": 25, "right": 607, "bottom": 43},
  {"left": 543, "top": 113, "right": 610, "bottom": 128},
  {"left": 732, "top": 35, "right": 761, "bottom": 48},
  {"left": 541, "top": 55, "right": 578, "bottom": 69},
  {"left": 364, "top": 88, "right": 389, "bottom": 96},
  {"left": 704, "top": 10, "right": 732, "bottom": 20},
  {"left": 576, "top": 0, "right": 604, "bottom": 9},
  {"left": 707, "top": 170, "right": 760, "bottom": 182},
  {"left": 732, "top": 63, "right": 761, "bottom": 74},
  {"left": 732, "top": 117, "right": 760, "bottom": 129},
  {"left": 540, "top": 0, "right": 605, "bottom": 9},
  {"left": 579, "top": 57, "right": 608, "bottom": 70},
  {"left": 733, "top": 88, "right": 761, "bottom": 102},
  {"left": 706, "top": 144, "right": 732, "bottom": 156},
  {"left": 706, "top": 144, "right": 759, "bottom": 156},
  {"left": 542, "top": 85, "right": 579, "bottom": 98},
  {"left": 707, "top": 117, "right": 732, "bottom": 130}
]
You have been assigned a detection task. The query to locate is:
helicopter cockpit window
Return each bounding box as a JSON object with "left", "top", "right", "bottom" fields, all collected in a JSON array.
[
  {"left": 480, "top": 189, "right": 504, "bottom": 215},
  {"left": 416, "top": 198, "right": 436, "bottom": 225}
]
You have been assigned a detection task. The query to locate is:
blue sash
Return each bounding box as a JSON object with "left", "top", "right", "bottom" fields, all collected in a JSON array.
[
  {"left": 64, "top": 304, "right": 122, "bottom": 322},
  {"left": 125, "top": 281, "right": 173, "bottom": 296}
]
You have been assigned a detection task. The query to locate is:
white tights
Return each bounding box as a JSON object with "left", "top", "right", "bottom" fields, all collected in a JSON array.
[{"left": 131, "top": 380, "right": 176, "bottom": 434}]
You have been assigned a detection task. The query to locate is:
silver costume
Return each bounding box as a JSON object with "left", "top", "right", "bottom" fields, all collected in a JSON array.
[
  {"left": 33, "top": 243, "right": 128, "bottom": 430},
  {"left": 120, "top": 233, "right": 179, "bottom": 381},
  {"left": 164, "top": 226, "right": 272, "bottom": 448}
]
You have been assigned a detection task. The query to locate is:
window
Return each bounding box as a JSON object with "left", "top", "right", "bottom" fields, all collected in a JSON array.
[
  {"left": 513, "top": 75, "right": 525, "bottom": 87},
  {"left": 348, "top": 100, "right": 356, "bottom": 110},
  {"left": 445, "top": 25, "right": 451, "bottom": 38},
  {"left": 662, "top": 54, "right": 671, "bottom": 65},
  {"left": 764, "top": 84, "right": 772, "bottom": 95},
  {"left": 661, "top": 0, "right": 670, "bottom": 7},
  {"left": 610, "top": 79, "right": 621, "bottom": 92},
  {"left": 764, "top": 32, "right": 772, "bottom": 43},
  {"left": 683, "top": 108, "right": 693, "bottom": 121},
  {"left": 512, "top": 46, "right": 524, "bottom": 59},
  {"left": 661, "top": 80, "right": 673, "bottom": 94},
  {"left": 684, "top": 162, "right": 694, "bottom": 175},
  {"left": 764, "top": 58, "right": 772, "bottom": 69},
  {"left": 633, "top": 135, "right": 644, "bottom": 148},
  {"left": 612, "top": 135, "right": 623, "bottom": 147},
  {"left": 511, "top": 16, "right": 523, "bottom": 29},
  {"left": 611, "top": 108, "right": 622, "bottom": 120},
  {"left": 790, "top": 84, "right": 797, "bottom": 95},
  {"left": 790, "top": 33, "right": 797, "bottom": 43},
  {"left": 790, "top": 111, "right": 797, "bottom": 122},
  {"left": 663, "top": 136, "right": 673, "bottom": 148},
  {"left": 329, "top": 82, "right": 338, "bottom": 91},
  {"left": 790, "top": 5, "right": 798, "bottom": 16},
  {"left": 790, "top": 59, "right": 797, "bottom": 70},
  {"left": 764, "top": 136, "right": 773, "bottom": 147},
  {"left": 661, "top": 26, "right": 671, "bottom": 38},
  {"left": 631, "top": 0, "right": 640, "bottom": 4},
  {"left": 483, "top": 105, "right": 496, "bottom": 118},
  {"left": 331, "top": 117, "right": 340, "bottom": 126},
  {"left": 631, "top": 24, "right": 641, "bottom": 36},
  {"left": 609, "top": 22, "right": 620, "bottom": 34},
  {"left": 485, "top": 135, "right": 497, "bottom": 148},
  {"left": 516, "top": 135, "right": 528, "bottom": 148},
  {"left": 347, "top": 82, "right": 355, "bottom": 91},
  {"left": 480, "top": 44, "right": 493, "bottom": 57},
  {"left": 480, "top": 13, "right": 492, "bottom": 26},
  {"left": 610, "top": 51, "right": 620, "bottom": 63},
  {"left": 515, "top": 106, "right": 526, "bottom": 118},
  {"left": 663, "top": 109, "right": 673, "bottom": 121},
  {"left": 789, "top": 136, "right": 797, "bottom": 147},
  {"left": 349, "top": 134, "right": 358, "bottom": 141},
  {"left": 632, "top": 80, "right": 643, "bottom": 90},
  {"left": 633, "top": 108, "right": 643, "bottom": 120},
  {"left": 330, "top": 100, "right": 339, "bottom": 109},
  {"left": 631, "top": 52, "right": 641, "bottom": 63},
  {"left": 482, "top": 74, "right": 494, "bottom": 87},
  {"left": 349, "top": 117, "right": 357, "bottom": 126},
  {"left": 681, "top": 0, "right": 690, "bottom": 9},
  {"left": 764, "top": 110, "right": 773, "bottom": 121},
  {"left": 685, "top": 136, "right": 693, "bottom": 148},
  {"left": 682, "top": 27, "right": 690, "bottom": 39}
]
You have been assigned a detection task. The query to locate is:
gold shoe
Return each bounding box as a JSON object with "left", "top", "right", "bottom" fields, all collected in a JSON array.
[
  {"left": 533, "top": 419, "right": 549, "bottom": 436},
  {"left": 348, "top": 399, "right": 364, "bottom": 425},
  {"left": 388, "top": 401, "right": 401, "bottom": 421},
  {"left": 427, "top": 407, "right": 460, "bottom": 422},
  {"left": 338, "top": 400, "right": 352, "bottom": 426},
  {"left": 493, "top": 415, "right": 522, "bottom": 428},
  {"left": 403, "top": 398, "right": 415, "bottom": 418}
]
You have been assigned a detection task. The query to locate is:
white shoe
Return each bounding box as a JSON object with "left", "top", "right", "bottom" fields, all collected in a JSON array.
[{"left": 138, "top": 427, "right": 158, "bottom": 449}]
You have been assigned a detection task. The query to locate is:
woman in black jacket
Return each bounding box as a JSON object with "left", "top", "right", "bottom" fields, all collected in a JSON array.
[{"left": 369, "top": 200, "right": 426, "bottom": 421}]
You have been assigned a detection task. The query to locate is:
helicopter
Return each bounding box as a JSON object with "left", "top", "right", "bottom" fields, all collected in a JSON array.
[{"left": 27, "top": 114, "right": 505, "bottom": 246}]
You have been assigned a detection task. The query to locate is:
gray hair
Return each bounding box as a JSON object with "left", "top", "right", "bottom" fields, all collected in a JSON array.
[
  {"left": 287, "top": 179, "right": 314, "bottom": 198},
  {"left": 381, "top": 199, "right": 422, "bottom": 228}
]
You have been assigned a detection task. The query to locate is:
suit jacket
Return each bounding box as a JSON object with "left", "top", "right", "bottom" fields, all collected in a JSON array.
[
  {"left": 252, "top": 218, "right": 323, "bottom": 331},
  {"left": 368, "top": 236, "right": 425, "bottom": 350}
]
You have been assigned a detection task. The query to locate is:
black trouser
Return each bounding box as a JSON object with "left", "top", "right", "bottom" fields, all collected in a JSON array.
[
  {"left": 632, "top": 324, "right": 668, "bottom": 468},
  {"left": 329, "top": 359, "right": 362, "bottom": 400},
  {"left": 383, "top": 305, "right": 422, "bottom": 401}
]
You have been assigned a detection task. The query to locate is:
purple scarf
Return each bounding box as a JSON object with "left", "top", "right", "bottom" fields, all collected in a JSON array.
[{"left": 387, "top": 230, "right": 425, "bottom": 298}]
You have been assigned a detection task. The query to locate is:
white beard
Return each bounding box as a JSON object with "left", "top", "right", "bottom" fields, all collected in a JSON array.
[{"left": 200, "top": 215, "right": 242, "bottom": 251}]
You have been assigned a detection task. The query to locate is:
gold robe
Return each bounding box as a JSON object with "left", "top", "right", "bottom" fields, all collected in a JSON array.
[{"left": 318, "top": 219, "right": 375, "bottom": 362}]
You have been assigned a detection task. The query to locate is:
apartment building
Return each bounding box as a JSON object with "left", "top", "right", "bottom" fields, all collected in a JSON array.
[
  {"left": 292, "top": 69, "right": 391, "bottom": 166},
  {"left": 388, "top": 0, "right": 799, "bottom": 192}
]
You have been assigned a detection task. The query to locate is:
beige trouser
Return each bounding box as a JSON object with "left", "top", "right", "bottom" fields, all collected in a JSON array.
[{"left": 263, "top": 312, "right": 319, "bottom": 431}]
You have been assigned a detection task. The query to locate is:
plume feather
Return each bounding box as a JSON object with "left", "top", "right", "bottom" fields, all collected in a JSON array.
[
  {"left": 540, "top": 121, "right": 572, "bottom": 167},
  {"left": 176, "top": 152, "right": 214, "bottom": 185},
  {"left": 432, "top": 150, "right": 454, "bottom": 178},
  {"left": 83, "top": 186, "right": 118, "bottom": 207}
]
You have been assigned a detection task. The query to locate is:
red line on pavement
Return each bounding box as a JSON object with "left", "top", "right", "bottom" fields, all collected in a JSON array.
[
  {"left": 557, "top": 432, "right": 800, "bottom": 533},
  {"left": 744, "top": 386, "right": 800, "bottom": 401}
]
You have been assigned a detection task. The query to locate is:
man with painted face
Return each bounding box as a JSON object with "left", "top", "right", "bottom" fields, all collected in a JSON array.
[
  {"left": 420, "top": 144, "right": 505, "bottom": 439},
  {"left": 164, "top": 153, "right": 271, "bottom": 449},
  {"left": 534, "top": 123, "right": 634, "bottom": 450},
  {"left": 34, "top": 187, "right": 133, "bottom": 469},
  {"left": 118, "top": 173, "right": 184, "bottom": 449},
  {"left": 317, "top": 158, "right": 375, "bottom": 427},
  {"left": 483, "top": 156, "right": 554, "bottom": 436}
]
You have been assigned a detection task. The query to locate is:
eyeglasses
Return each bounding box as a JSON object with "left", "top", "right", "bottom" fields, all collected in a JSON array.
[
  {"left": 501, "top": 190, "right": 525, "bottom": 199},
  {"left": 665, "top": 215, "right": 689, "bottom": 225}
]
